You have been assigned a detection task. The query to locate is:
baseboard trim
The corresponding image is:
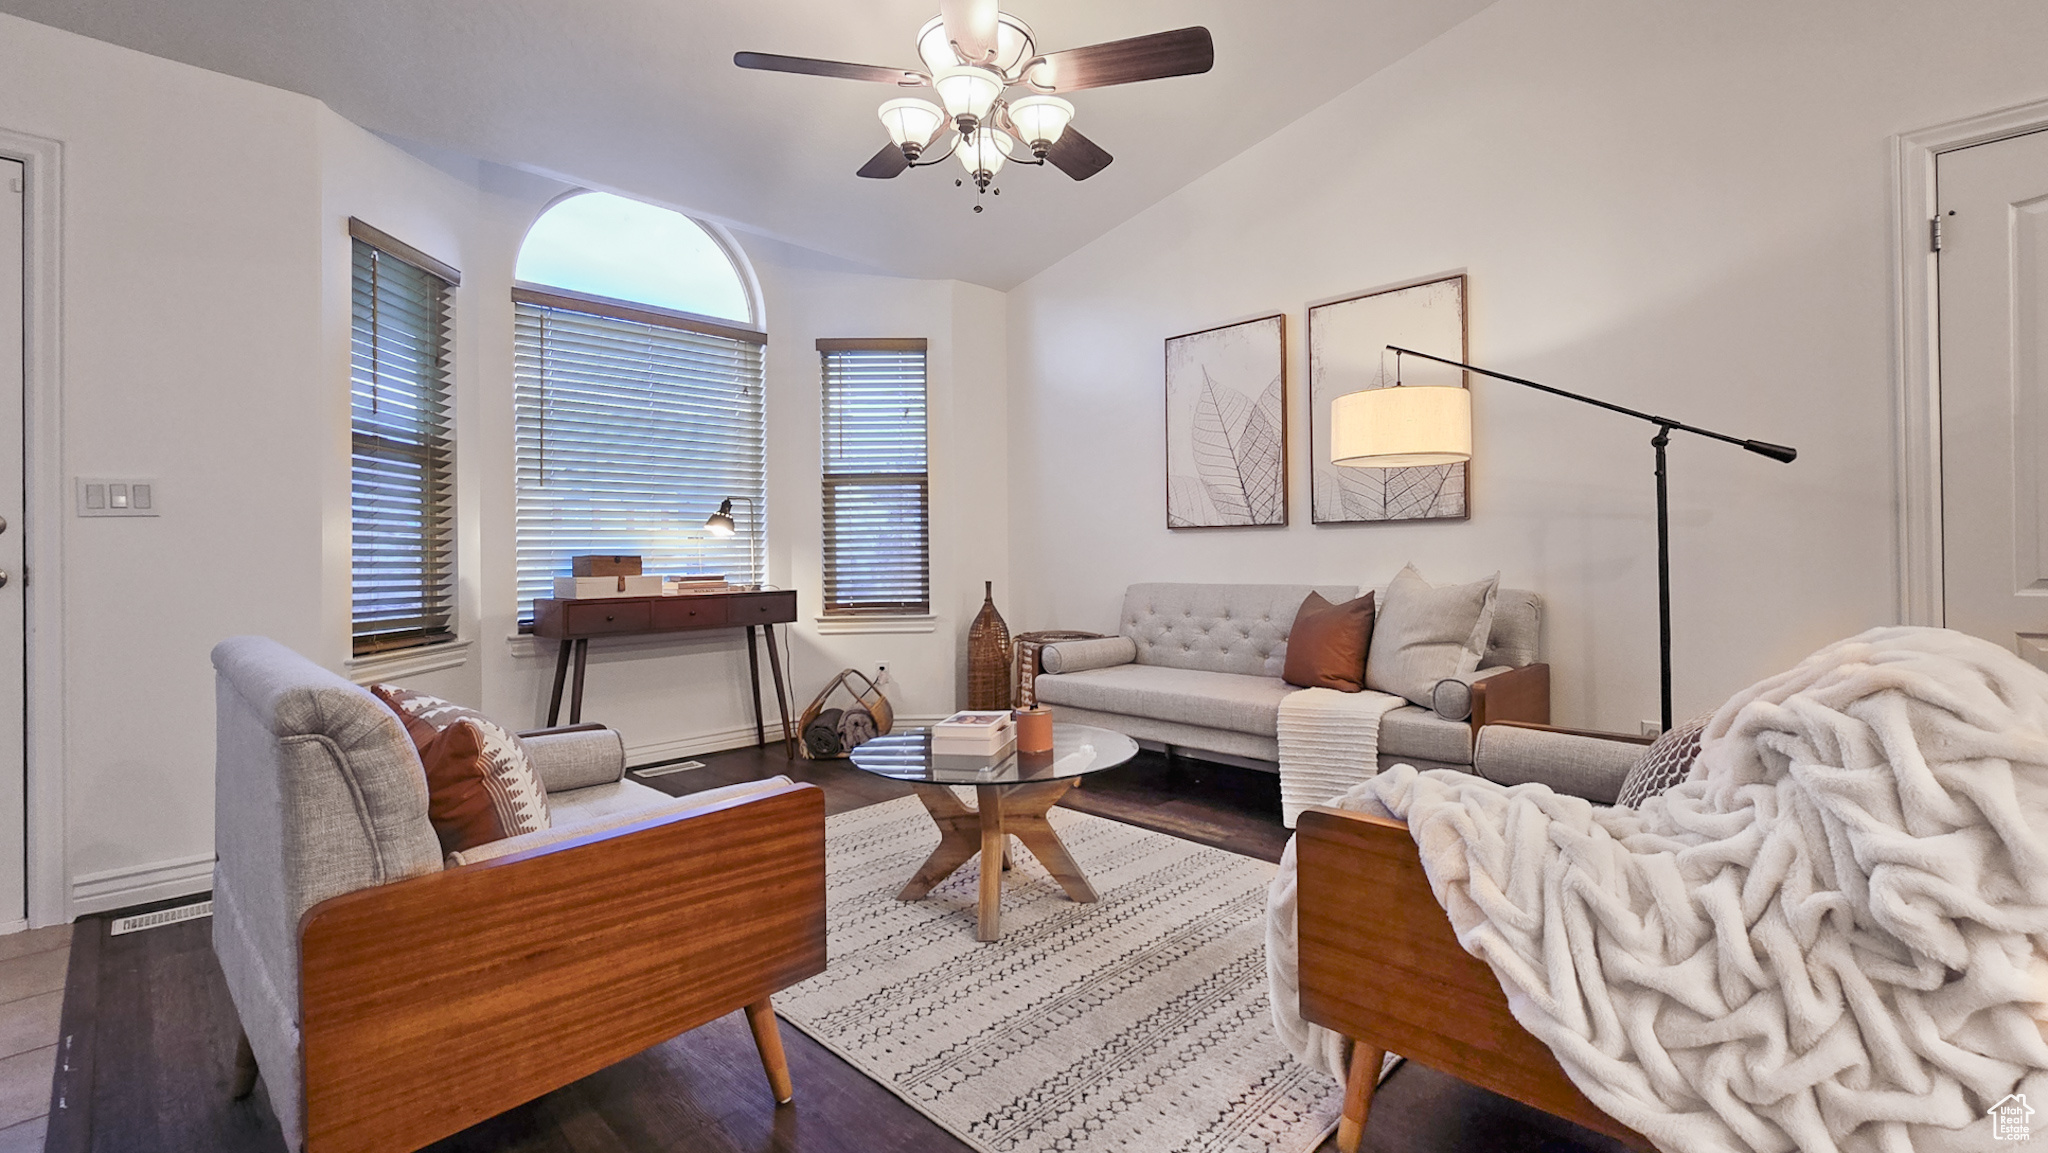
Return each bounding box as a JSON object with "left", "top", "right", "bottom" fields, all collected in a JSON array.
[{"left": 70, "top": 853, "right": 215, "bottom": 917}]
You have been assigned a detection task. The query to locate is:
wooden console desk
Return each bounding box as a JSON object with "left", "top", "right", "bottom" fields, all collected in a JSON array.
[{"left": 532, "top": 588, "right": 799, "bottom": 750}]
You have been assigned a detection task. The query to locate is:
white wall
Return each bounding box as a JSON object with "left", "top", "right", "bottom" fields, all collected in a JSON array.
[
  {"left": 0, "top": 15, "right": 329, "bottom": 915},
  {"left": 0, "top": 13, "right": 998, "bottom": 921},
  {"left": 1006, "top": 0, "right": 2048, "bottom": 733}
]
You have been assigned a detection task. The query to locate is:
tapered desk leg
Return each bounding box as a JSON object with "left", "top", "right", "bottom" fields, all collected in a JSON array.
[
  {"left": 746, "top": 625, "right": 766, "bottom": 747},
  {"left": 568, "top": 639, "right": 589, "bottom": 725},
  {"left": 762, "top": 624, "right": 794, "bottom": 755},
  {"left": 546, "top": 640, "right": 572, "bottom": 727}
]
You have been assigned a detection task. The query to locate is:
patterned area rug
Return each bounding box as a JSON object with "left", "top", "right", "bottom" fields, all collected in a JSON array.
[{"left": 774, "top": 794, "right": 1341, "bottom": 1153}]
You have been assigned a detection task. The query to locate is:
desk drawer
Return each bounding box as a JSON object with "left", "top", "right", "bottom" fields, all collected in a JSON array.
[
  {"left": 728, "top": 590, "right": 798, "bottom": 626},
  {"left": 562, "top": 600, "right": 652, "bottom": 636},
  {"left": 652, "top": 597, "right": 729, "bottom": 631}
]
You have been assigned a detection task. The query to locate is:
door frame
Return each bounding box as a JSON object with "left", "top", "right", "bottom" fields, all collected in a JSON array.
[
  {"left": 1893, "top": 97, "right": 2048, "bottom": 628},
  {"left": 0, "top": 127, "right": 66, "bottom": 929}
]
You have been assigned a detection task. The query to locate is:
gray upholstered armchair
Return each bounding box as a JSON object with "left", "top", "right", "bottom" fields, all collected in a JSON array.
[{"left": 210, "top": 636, "right": 825, "bottom": 1153}]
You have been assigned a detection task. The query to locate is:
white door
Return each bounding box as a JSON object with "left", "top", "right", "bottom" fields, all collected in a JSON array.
[
  {"left": 1938, "top": 129, "right": 2048, "bottom": 668},
  {"left": 0, "top": 159, "right": 23, "bottom": 926}
]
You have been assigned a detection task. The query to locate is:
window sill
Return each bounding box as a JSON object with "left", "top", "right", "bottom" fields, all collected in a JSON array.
[
  {"left": 344, "top": 638, "right": 472, "bottom": 684},
  {"left": 815, "top": 615, "right": 937, "bottom": 635}
]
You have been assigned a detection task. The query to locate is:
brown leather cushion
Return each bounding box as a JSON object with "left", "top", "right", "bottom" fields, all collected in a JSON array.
[
  {"left": 1282, "top": 591, "right": 1376, "bottom": 692},
  {"left": 371, "top": 684, "right": 551, "bottom": 854}
]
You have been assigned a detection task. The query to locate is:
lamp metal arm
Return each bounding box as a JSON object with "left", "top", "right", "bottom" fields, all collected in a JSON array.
[{"left": 1385, "top": 346, "right": 1797, "bottom": 463}]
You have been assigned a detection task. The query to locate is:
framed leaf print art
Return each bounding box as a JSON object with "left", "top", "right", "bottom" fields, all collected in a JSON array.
[
  {"left": 1309, "top": 275, "right": 1469, "bottom": 523},
  {"left": 1163, "top": 314, "right": 1287, "bottom": 529}
]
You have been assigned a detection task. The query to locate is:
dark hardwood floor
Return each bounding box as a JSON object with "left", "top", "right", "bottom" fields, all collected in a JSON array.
[{"left": 47, "top": 744, "right": 1625, "bottom": 1153}]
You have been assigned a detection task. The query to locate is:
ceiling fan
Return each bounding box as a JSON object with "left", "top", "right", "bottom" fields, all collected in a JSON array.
[{"left": 735, "top": 0, "right": 1214, "bottom": 207}]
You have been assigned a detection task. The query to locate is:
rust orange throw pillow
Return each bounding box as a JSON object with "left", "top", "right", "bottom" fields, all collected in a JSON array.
[
  {"left": 371, "top": 684, "right": 551, "bottom": 855},
  {"left": 1282, "top": 591, "right": 1377, "bottom": 692}
]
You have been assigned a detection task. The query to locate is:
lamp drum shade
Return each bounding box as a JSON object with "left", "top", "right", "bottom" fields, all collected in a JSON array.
[{"left": 1330, "top": 385, "right": 1472, "bottom": 468}]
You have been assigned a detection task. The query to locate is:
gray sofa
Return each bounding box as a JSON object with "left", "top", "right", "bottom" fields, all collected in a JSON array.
[
  {"left": 211, "top": 636, "right": 823, "bottom": 1152},
  {"left": 1028, "top": 582, "right": 1550, "bottom": 773}
]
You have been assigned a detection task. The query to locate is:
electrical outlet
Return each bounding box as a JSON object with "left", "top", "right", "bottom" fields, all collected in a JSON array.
[{"left": 1640, "top": 720, "right": 1662, "bottom": 737}]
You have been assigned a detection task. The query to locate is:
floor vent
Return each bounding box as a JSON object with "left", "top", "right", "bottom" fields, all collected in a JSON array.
[
  {"left": 631, "top": 761, "right": 706, "bottom": 778},
  {"left": 111, "top": 899, "right": 213, "bottom": 936}
]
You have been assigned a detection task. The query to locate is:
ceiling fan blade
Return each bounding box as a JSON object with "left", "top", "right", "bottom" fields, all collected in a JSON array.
[
  {"left": 857, "top": 143, "right": 912, "bottom": 179},
  {"left": 1026, "top": 27, "right": 1214, "bottom": 92},
  {"left": 938, "top": 0, "right": 999, "bottom": 65},
  {"left": 1045, "top": 127, "right": 1113, "bottom": 181},
  {"left": 734, "top": 51, "right": 924, "bottom": 86}
]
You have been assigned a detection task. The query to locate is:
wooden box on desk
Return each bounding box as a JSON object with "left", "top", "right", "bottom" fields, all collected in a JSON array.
[{"left": 572, "top": 554, "right": 642, "bottom": 577}]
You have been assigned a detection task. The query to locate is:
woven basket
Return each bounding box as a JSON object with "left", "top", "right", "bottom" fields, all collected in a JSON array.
[
  {"left": 966, "top": 581, "right": 1012, "bottom": 710},
  {"left": 1011, "top": 630, "right": 1107, "bottom": 708},
  {"left": 796, "top": 668, "right": 895, "bottom": 761}
]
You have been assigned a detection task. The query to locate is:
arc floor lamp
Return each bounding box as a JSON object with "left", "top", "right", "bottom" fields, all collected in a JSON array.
[{"left": 1332, "top": 346, "right": 1797, "bottom": 731}]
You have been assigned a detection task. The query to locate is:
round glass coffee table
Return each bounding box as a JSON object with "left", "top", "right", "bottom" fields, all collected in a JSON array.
[{"left": 849, "top": 723, "right": 1139, "bottom": 941}]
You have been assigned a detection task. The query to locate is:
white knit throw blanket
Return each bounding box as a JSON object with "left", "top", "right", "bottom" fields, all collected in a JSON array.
[
  {"left": 1268, "top": 626, "right": 2048, "bottom": 1151},
  {"left": 1275, "top": 686, "right": 1406, "bottom": 828}
]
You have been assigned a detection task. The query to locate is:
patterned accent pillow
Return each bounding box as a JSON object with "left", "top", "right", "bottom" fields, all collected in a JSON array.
[
  {"left": 1615, "top": 714, "right": 1711, "bottom": 809},
  {"left": 371, "top": 685, "right": 551, "bottom": 853}
]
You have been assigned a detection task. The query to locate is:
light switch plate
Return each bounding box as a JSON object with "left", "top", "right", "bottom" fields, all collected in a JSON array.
[{"left": 76, "top": 477, "right": 159, "bottom": 517}]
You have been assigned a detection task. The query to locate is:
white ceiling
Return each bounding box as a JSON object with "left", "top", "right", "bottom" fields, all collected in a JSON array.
[{"left": 0, "top": 0, "right": 1492, "bottom": 288}]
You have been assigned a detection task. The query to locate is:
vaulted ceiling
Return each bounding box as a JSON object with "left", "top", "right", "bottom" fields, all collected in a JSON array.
[{"left": 0, "top": 0, "right": 1493, "bottom": 287}]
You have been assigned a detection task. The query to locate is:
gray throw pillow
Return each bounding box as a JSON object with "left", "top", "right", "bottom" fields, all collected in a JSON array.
[
  {"left": 1040, "top": 635, "right": 1138, "bottom": 674},
  {"left": 1431, "top": 666, "right": 1513, "bottom": 722},
  {"left": 1364, "top": 565, "right": 1500, "bottom": 708}
]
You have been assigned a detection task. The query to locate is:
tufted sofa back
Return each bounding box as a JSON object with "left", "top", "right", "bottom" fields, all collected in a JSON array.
[
  {"left": 1120, "top": 584, "right": 1361, "bottom": 677},
  {"left": 1119, "top": 582, "right": 1545, "bottom": 678}
]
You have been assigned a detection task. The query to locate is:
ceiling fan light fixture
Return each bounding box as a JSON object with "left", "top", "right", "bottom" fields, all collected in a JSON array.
[
  {"left": 932, "top": 65, "right": 1004, "bottom": 133},
  {"left": 878, "top": 97, "right": 947, "bottom": 158},
  {"left": 1006, "top": 94, "right": 1073, "bottom": 154},
  {"left": 919, "top": 11, "right": 1035, "bottom": 76},
  {"left": 956, "top": 126, "right": 1013, "bottom": 181},
  {"left": 989, "top": 13, "right": 1036, "bottom": 76}
]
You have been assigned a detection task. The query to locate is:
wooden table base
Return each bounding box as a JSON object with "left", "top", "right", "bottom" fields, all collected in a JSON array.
[{"left": 897, "top": 781, "right": 1097, "bottom": 941}]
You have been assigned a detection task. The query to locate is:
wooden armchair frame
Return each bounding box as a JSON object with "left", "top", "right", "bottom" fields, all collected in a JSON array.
[
  {"left": 1296, "top": 804, "right": 1652, "bottom": 1152},
  {"left": 287, "top": 780, "right": 826, "bottom": 1153},
  {"left": 1466, "top": 664, "right": 1552, "bottom": 737}
]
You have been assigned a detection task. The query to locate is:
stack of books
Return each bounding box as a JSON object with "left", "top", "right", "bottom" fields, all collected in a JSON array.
[
  {"left": 931, "top": 711, "right": 1016, "bottom": 759},
  {"left": 664, "top": 574, "right": 730, "bottom": 595}
]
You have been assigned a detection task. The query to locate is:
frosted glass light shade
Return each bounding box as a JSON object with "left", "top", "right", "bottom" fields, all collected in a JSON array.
[
  {"left": 989, "top": 13, "right": 1036, "bottom": 75},
  {"left": 957, "top": 128, "right": 1012, "bottom": 176},
  {"left": 917, "top": 17, "right": 954, "bottom": 73},
  {"left": 1007, "top": 95, "right": 1073, "bottom": 149},
  {"left": 919, "top": 13, "right": 1036, "bottom": 77},
  {"left": 932, "top": 65, "right": 1003, "bottom": 123},
  {"left": 878, "top": 97, "right": 946, "bottom": 151},
  {"left": 1330, "top": 386, "right": 1472, "bottom": 467}
]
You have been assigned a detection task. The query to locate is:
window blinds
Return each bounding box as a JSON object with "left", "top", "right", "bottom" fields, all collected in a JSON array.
[
  {"left": 513, "top": 292, "right": 766, "bottom": 621},
  {"left": 350, "top": 231, "right": 457, "bottom": 655},
  {"left": 820, "top": 340, "right": 929, "bottom": 615}
]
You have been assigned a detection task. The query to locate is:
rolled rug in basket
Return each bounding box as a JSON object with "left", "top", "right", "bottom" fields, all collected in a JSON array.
[{"left": 804, "top": 707, "right": 845, "bottom": 759}]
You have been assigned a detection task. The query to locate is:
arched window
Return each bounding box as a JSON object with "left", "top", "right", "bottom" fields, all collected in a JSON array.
[
  {"left": 512, "top": 193, "right": 766, "bottom": 619},
  {"left": 515, "top": 193, "right": 753, "bottom": 323}
]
